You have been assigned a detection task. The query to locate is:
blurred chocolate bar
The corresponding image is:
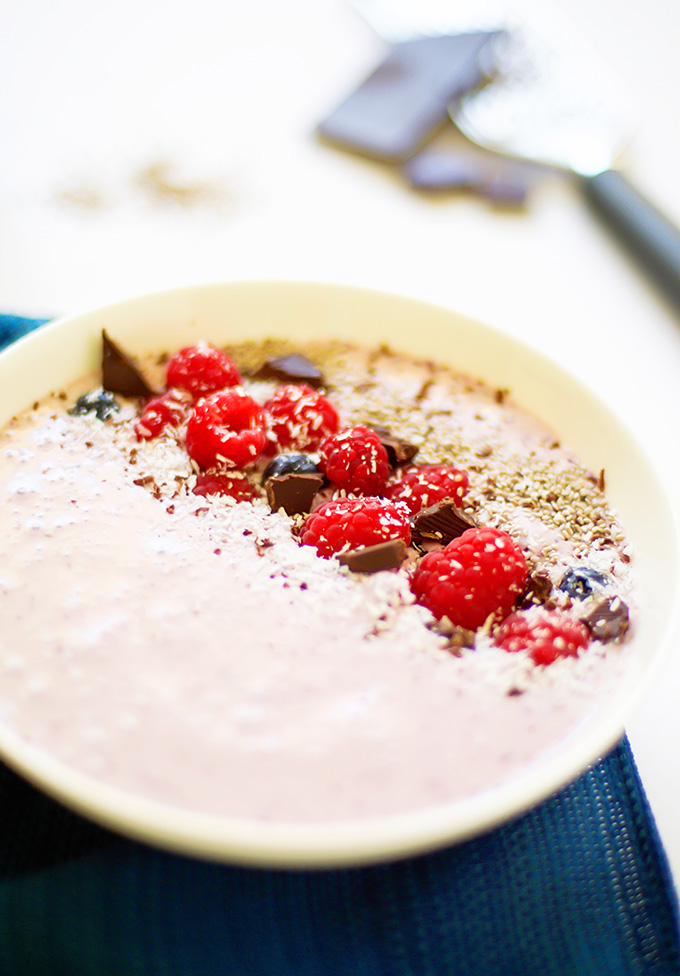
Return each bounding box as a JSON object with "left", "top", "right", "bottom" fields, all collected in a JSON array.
[
  {"left": 316, "top": 32, "right": 501, "bottom": 161},
  {"left": 403, "top": 147, "right": 532, "bottom": 206}
]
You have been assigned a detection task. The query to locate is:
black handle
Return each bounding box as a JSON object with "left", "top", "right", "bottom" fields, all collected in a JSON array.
[{"left": 581, "top": 169, "right": 680, "bottom": 312}]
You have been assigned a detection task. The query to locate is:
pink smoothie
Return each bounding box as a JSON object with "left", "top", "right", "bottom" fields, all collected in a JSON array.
[{"left": 0, "top": 340, "right": 634, "bottom": 821}]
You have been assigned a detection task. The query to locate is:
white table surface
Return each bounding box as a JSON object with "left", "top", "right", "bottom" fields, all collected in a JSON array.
[{"left": 2, "top": 0, "right": 680, "bottom": 888}]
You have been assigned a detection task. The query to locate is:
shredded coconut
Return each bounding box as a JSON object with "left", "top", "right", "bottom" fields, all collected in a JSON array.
[{"left": 0, "top": 338, "right": 635, "bottom": 822}]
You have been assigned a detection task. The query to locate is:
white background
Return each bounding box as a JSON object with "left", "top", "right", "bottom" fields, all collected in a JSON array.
[{"left": 1, "top": 0, "right": 680, "bottom": 888}]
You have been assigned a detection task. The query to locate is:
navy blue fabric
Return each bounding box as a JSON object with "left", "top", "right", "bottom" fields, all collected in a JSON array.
[
  {"left": 0, "top": 739, "right": 677, "bottom": 975},
  {"left": 0, "top": 313, "right": 50, "bottom": 347},
  {"left": 0, "top": 315, "right": 678, "bottom": 975}
]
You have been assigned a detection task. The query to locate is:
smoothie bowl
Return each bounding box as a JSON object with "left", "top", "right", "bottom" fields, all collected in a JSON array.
[{"left": 0, "top": 280, "right": 677, "bottom": 867}]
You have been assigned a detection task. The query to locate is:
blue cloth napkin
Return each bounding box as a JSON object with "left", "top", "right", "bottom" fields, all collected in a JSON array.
[
  {"left": 0, "top": 314, "right": 679, "bottom": 976},
  {"left": 0, "top": 313, "right": 50, "bottom": 346}
]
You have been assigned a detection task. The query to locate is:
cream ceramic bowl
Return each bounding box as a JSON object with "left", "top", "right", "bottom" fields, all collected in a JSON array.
[{"left": 0, "top": 280, "right": 678, "bottom": 867}]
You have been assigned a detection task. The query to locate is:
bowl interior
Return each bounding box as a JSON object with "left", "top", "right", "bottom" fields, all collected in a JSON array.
[{"left": 1, "top": 280, "right": 678, "bottom": 867}]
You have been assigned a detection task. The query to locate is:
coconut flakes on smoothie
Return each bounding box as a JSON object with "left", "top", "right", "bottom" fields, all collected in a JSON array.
[{"left": 0, "top": 330, "right": 635, "bottom": 821}]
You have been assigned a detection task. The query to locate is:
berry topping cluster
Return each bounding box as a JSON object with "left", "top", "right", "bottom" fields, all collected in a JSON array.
[
  {"left": 387, "top": 464, "right": 469, "bottom": 515},
  {"left": 84, "top": 335, "right": 631, "bottom": 669},
  {"left": 264, "top": 384, "right": 339, "bottom": 453},
  {"left": 135, "top": 389, "right": 192, "bottom": 440},
  {"left": 186, "top": 388, "right": 267, "bottom": 469},
  {"left": 410, "top": 527, "right": 527, "bottom": 632},
  {"left": 496, "top": 610, "right": 591, "bottom": 666},
  {"left": 300, "top": 496, "right": 411, "bottom": 558},
  {"left": 192, "top": 472, "right": 258, "bottom": 503},
  {"left": 319, "top": 424, "right": 390, "bottom": 496},
  {"left": 166, "top": 341, "right": 242, "bottom": 399}
]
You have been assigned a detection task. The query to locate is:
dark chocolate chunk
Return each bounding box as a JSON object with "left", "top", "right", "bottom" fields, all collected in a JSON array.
[
  {"left": 411, "top": 501, "right": 478, "bottom": 545},
  {"left": 337, "top": 539, "right": 408, "bottom": 574},
  {"left": 403, "top": 149, "right": 481, "bottom": 191},
  {"left": 316, "top": 32, "right": 502, "bottom": 161},
  {"left": 478, "top": 173, "right": 530, "bottom": 207},
  {"left": 368, "top": 424, "right": 419, "bottom": 467},
  {"left": 101, "top": 330, "right": 157, "bottom": 398},
  {"left": 519, "top": 571, "right": 553, "bottom": 608},
  {"left": 265, "top": 472, "right": 324, "bottom": 516},
  {"left": 403, "top": 146, "right": 532, "bottom": 207},
  {"left": 255, "top": 353, "right": 324, "bottom": 387},
  {"left": 581, "top": 596, "right": 630, "bottom": 642}
]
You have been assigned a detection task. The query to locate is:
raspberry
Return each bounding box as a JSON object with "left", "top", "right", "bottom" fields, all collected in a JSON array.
[
  {"left": 166, "top": 342, "right": 241, "bottom": 399},
  {"left": 387, "top": 464, "right": 469, "bottom": 515},
  {"left": 192, "top": 472, "right": 258, "bottom": 503},
  {"left": 185, "top": 388, "right": 267, "bottom": 469},
  {"left": 319, "top": 425, "right": 390, "bottom": 496},
  {"left": 496, "top": 609, "right": 590, "bottom": 666},
  {"left": 300, "top": 496, "right": 411, "bottom": 558},
  {"left": 263, "top": 384, "right": 339, "bottom": 452},
  {"left": 411, "top": 526, "right": 527, "bottom": 631},
  {"left": 134, "top": 389, "right": 191, "bottom": 440}
]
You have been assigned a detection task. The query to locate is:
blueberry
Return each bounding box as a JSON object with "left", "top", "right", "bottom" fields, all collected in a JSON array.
[
  {"left": 558, "top": 567, "right": 609, "bottom": 600},
  {"left": 69, "top": 388, "right": 119, "bottom": 421},
  {"left": 262, "top": 453, "right": 321, "bottom": 484}
]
